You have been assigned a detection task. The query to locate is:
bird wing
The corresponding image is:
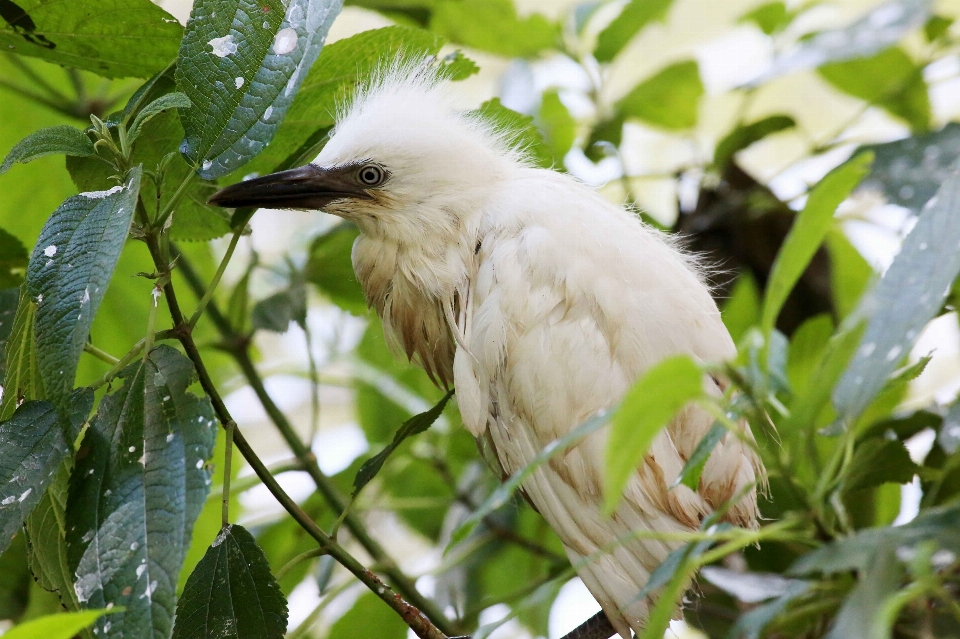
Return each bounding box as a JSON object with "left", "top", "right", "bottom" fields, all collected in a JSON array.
[{"left": 451, "top": 171, "right": 762, "bottom": 637}]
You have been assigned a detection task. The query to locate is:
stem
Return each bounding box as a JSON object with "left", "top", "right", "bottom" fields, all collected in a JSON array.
[
  {"left": 89, "top": 330, "right": 177, "bottom": 390},
  {"left": 145, "top": 236, "right": 451, "bottom": 639},
  {"left": 155, "top": 171, "right": 199, "bottom": 230},
  {"left": 84, "top": 343, "right": 119, "bottom": 365},
  {"left": 6, "top": 54, "right": 72, "bottom": 103},
  {"left": 143, "top": 282, "right": 163, "bottom": 363},
  {"left": 67, "top": 68, "right": 87, "bottom": 102},
  {"left": 222, "top": 420, "right": 235, "bottom": 527},
  {"left": 171, "top": 243, "right": 457, "bottom": 635},
  {"left": 0, "top": 79, "right": 77, "bottom": 119},
  {"left": 275, "top": 548, "right": 327, "bottom": 581},
  {"left": 188, "top": 225, "right": 244, "bottom": 328}
]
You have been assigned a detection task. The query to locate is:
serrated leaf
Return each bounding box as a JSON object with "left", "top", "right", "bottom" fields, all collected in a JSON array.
[
  {"left": 617, "top": 61, "right": 703, "bottom": 131},
  {"left": 819, "top": 47, "right": 930, "bottom": 132},
  {"left": 0, "top": 228, "right": 27, "bottom": 289},
  {"left": 26, "top": 167, "right": 140, "bottom": 410},
  {"left": 844, "top": 438, "right": 918, "bottom": 492},
  {"left": 0, "top": 401, "right": 69, "bottom": 555},
  {"left": 857, "top": 122, "right": 960, "bottom": 213},
  {"left": 303, "top": 223, "right": 365, "bottom": 314},
  {"left": 0, "top": 288, "right": 43, "bottom": 420},
  {"left": 472, "top": 98, "right": 552, "bottom": 168},
  {"left": 128, "top": 93, "right": 192, "bottom": 145},
  {"left": 0, "top": 287, "right": 19, "bottom": 386},
  {"left": 0, "top": 126, "right": 94, "bottom": 176},
  {"left": 242, "top": 26, "right": 451, "bottom": 177},
  {"left": 604, "top": 355, "right": 704, "bottom": 513},
  {"left": 176, "top": 0, "right": 342, "bottom": 178},
  {"left": 429, "top": 0, "right": 557, "bottom": 58},
  {"left": 172, "top": 524, "right": 288, "bottom": 639},
  {"left": 24, "top": 461, "right": 78, "bottom": 609},
  {"left": 749, "top": 0, "right": 932, "bottom": 85},
  {"left": 3, "top": 609, "right": 118, "bottom": 639},
  {"left": 714, "top": 115, "right": 795, "bottom": 168},
  {"left": 833, "top": 171, "right": 960, "bottom": 424},
  {"left": 593, "top": 0, "right": 673, "bottom": 63},
  {"left": 761, "top": 153, "right": 872, "bottom": 336},
  {"left": 352, "top": 389, "right": 453, "bottom": 496},
  {"left": 66, "top": 346, "right": 216, "bottom": 639},
  {"left": 0, "top": 0, "right": 182, "bottom": 78},
  {"left": 672, "top": 422, "right": 726, "bottom": 491}
]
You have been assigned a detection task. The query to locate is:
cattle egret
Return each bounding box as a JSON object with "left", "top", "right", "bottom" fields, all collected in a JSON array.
[{"left": 210, "top": 66, "right": 765, "bottom": 639}]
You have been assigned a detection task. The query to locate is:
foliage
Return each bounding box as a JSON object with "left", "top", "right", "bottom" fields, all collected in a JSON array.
[{"left": 2, "top": 1, "right": 960, "bottom": 639}]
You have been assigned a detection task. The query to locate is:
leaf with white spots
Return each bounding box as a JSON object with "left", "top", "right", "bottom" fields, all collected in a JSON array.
[
  {"left": 0, "top": 401, "right": 69, "bottom": 556},
  {"left": 172, "top": 524, "right": 288, "bottom": 639},
  {"left": 833, "top": 171, "right": 960, "bottom": 426},
  {"left": 25, "top": 167, "right": 141, "bottom": 411},
  {"left": 65, "top": 346, "right": 217, "bottom": 639},
  {"left": 175, "top": 0, "right": 343, "bottom": 179}
]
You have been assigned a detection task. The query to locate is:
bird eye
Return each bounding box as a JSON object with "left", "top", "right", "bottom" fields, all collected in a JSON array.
[{"left": 358, "top": 164, "right": 385, "bottom": 186}]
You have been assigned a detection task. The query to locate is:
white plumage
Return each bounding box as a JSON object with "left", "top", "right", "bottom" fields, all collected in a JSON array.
[{"left": 214, "top": 65, "right": 764, "bottom": 638}]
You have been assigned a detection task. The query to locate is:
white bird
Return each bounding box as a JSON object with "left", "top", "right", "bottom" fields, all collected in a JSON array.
[{"left": 211, "top": 65, "right": 764, "bottom": 639}]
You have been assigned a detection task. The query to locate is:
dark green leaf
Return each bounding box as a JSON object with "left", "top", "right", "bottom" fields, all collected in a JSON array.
[
  {"left": 673, "top": 422, "right": 726, "bottom": 491},
  {"left": 472, "top": 98, "right": 552, "bottom": 168},
  {"left": 0, "top": 0, "right": 182, "bottom": 78},
  {"left": 0, "top": 288, "right": 42, "bottom": 420},
  {"left": 0, "top": 287, "right": 18, "bottom": 384},
  {"left": 0, "top": 126, "right": 94, "bottom": 176},
  {"left": 538, "top": 89, "right": 575, "bottom": 163},
  {"left": 26, "top": 167, "right": 141, "bottom": 410},
  {"left": 786, "top": 314, "right": 834, "bottom": 399},
  {"left": 0, "top": 401, "right": 68, "bottom": 555},
  {"left": 429, "top": 0, "right": 557, "bottom": 58},
  {"left": 819, "top": 47, "right": 930, "bottom": 132},
  {"left": 834, "top": 171, "right": 960, "bottom": 423},
  {"left": 858, "top": 122, "right": 960, "bottom": 213},
  {"left": 584, "top": 114, "right": 625, "bottom": 161},
  {"left": 750, "top": 0, "right": 931, "bottom": 84},
  {"left": 0, "top": 533, "right": 30, "bottom": 620},
  {"left": 726, "top": 581, "right": 810, "bottom": 639},
  {"left": 605, "top": 355, "right": 704, "bottom": 512},
  {"left": 824, "top": 544, "right": 903, "bottom": 639},
  {"left": 241, "top": 25, "right": 448, "bottom": 177},
  {"left": 172, "top": 524, "right": 288, "bottom": 639},
  {"left": 66, "top": 346, "right": 216, "bottom": 639},
  {"left": 327, "top": 592, "right": 406, "bottom": 639},
  {"left": 353, "top": 389, "right": 454, "bottom": 496},
  {"left": 3, "top": 610, "right": 117, "bottom": 639},
  {"left": 304, "top": 224, "right": 366, "bottom": 314},
  {"left": 844, "top": 438, "right": 918, "bottom": 492},
  {"left": 721, "top": 272, "right": 761, "bottom": 344},
  {"left": 738, "top": 2, "right": 791, "bottom": 35},
  {"left": 761, "top": 153, "right": 872, "bottom": 336},
  {"left": 714, "top": 115, "right": 795, "bottom": 168},
  {"left": 638, "top": 525, "right": 731, "bottom": 601},
  {"left": 251, "top": 274, "right": 307, "bottom": 333},
  {"left": 594, "top": 0, "right": 674, "bottom": 63},
  {"left": 0, "top": 228, "right": 27, "bottom": 288},
  {"left": 127, "top": 93, "right": 192, "bottom": 145},
  {"left": 23, "top": 461, "right": 79, "bottom": 610},
  {"left": 617, "top": 61, "right": 703, "bottom": 131},
  {"left": 924, "top": 15, "right": 953, "bottom": 42},
  {"left": 176, "top": 0, "right": 342, "bottom": 178}
]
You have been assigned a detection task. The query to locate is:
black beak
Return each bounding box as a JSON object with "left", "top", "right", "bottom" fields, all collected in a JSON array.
[{"left": 208, "top": 164, "right": 371, "bottom": 210}]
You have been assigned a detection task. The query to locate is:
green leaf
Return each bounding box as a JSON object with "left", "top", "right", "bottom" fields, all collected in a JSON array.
[
  {"left": 721, "top": 271, "right": 761, "bottom": 344},
  {"left": 66, "top": 346, "right": 216, "bottom": 639},
  {"left": 472, "top": 98, "right": 552, "bottom": 168},
  {"left": 0, "top": 533, "right": 30, "bottom": 620},
  {"left": 844, "top": 438, "right": 918, "bottom": 492},
  {"left": 3, "top": 609, "right": 117, "bottom": 639},
  {"left": 834, "top": 171, "right": 960, "bottom": 424},
  {"left": 819, "top": 47, "right": 930, "bottom": 132},
  {"left": 304, "top": 224, "right": 366, "bottom": 314},
  {"left": 604, "top": 355, "right": 704, "bottom": 513},
  {"left": 251, "top": 273, "right": 307, "bottom": 333},
  {"left": 593, "top": 0, "right": 673, "bottom": 63},
  {"left": 352, "top": 389, "right": 454, "bottom": 497},
  {"left": 713, "top": 115, "right": 795, "bottom": 168},
  {"left": 751, "top": 0, "right": 931, "bottom": 84},
  {"left": 538, "top": 89, "right": 575, "bottom": 163},
  {"left": 738, "top": 2, "right": 791, "bottom": 35},
  {"left": 241, "top": 25, "right": 448, "bottom": 177},
  {"left": 429, "top": 0, "right": 558, "bottom": 58},
  {"left": 0, "top": 287, "right": 18, "bottom": 384},
  {"left": 924, "top": 15, "right": 953, "bottom": 42},
  {"left": 0, "top": 401, "right": 68, "bottom": 555},
  {"left": 673, "top": 422, "right": 725, "bottom": 491},
  {"left": 825, "top": 229, "right": 872, "bottom": 320},
  {"left": 0, "top": 228, "right": 28, "bottom": 288},
  {"left": 23, "top": 461, "right": 79, "bottom": 610},
  {"left": 0, "top": 0, "right": 182, "bottom": 78},
  {"left": 127, "top": 93, "right": 192, "bottom": 145},
  {"left": 760, "top": 153, "right": 872, "bottom": 336},
  {"left": 786, "top": 314, "right": 834, "bottom": 399},
  {"left": 0, "top": 288, "right": 42, "bottom": 420},
  {"left": 824, "top": 544, "right": 903, "bottom": 639},
  {"left": 617, "top": 61, "right": 703, "bottom": 131},
  {"left": 726, "top": 581, "right": 810, "bottom": 639},
  {"left": 1, "top": 126, "right": 94, "bottom": 176},
  {"left": 858, "top": 122, "right": 960, "bottom": 213},
  {"left": 26, "top": 167, "right": 141, "bottom": 410},
  {"left": 327, "top": 592, "right": 406, "bottom": 639},
  {"left": 172, "top": 524, "right": 288, "bottom": 639},
  {"left": 176, "top": 0, "right": 342, "bottom": 178}
]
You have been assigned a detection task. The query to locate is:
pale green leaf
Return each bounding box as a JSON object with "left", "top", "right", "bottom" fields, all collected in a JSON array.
[
  {"left": 3, "top": 609, "right": 117, "bottom": 639},
  {"left": 617, "top": 61, "right": 703, "bottom": 131},
  {"left": 594, "top": 0, "right": 673, "bottom": 63}
]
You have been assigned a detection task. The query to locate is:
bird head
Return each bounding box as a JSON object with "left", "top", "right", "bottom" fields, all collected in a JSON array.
[{"left": 209, "top": 64, "right": 528, "bottom": 241}]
